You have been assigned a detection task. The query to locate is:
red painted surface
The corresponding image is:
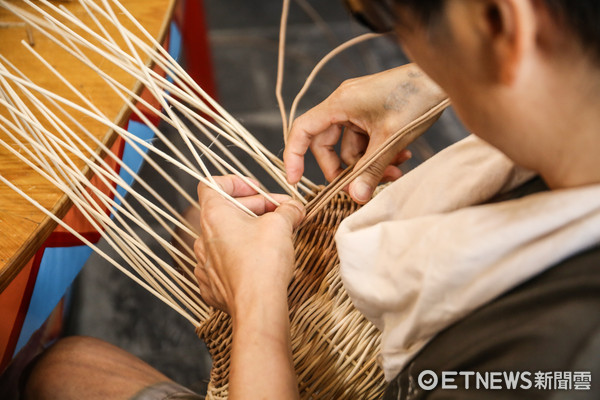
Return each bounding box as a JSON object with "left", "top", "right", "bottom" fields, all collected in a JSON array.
[
  {"left": 129, "top": 31, "right": 170, "bottom": 127},
  {"left": 0, "top": 0, "right": 218, "bottom": 375},
  {"left": 0, "top": 258, "right": 36, "bottom": 372},
  {"left": 55, "top": 137, "right": 126, "bottom": 238},
  {"left": 0, "top": 137, "right": 125, "bottom": 374},
  {"left": 176, "top": 0, "right": 218, "bottom": 100}
]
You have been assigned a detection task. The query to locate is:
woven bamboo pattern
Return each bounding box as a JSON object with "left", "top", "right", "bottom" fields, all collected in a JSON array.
[{"left": 197, "top": 190, "right": 385, "bottom": 399}]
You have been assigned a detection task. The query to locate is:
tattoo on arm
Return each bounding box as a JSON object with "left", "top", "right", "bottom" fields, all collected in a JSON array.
[{"left": 384, "top": 80, "right": 420, "bottom": 111}]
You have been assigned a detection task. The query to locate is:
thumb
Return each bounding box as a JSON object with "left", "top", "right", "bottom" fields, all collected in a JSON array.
[
  {"left": 274, "top": 200, "right": 306, "bottom": 229},
  {"left": 349, "top": 148, "right": 397, "bottom": 204}
]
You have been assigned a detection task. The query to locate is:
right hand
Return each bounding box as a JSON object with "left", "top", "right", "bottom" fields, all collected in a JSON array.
[
  {"left": 284, "top": 63, "right": 447, "bottom": 204},
  {"left": 193, "top": 175, "right": 304, "bottom": 316}
]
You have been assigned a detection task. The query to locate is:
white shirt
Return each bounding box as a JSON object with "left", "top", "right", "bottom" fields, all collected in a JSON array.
[{"left": 336, "top": 136, "right": 600, "bottom": 380}]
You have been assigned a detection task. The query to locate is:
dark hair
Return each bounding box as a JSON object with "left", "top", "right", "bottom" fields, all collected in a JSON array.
[
  {"left": 395, "top": 0, "right": 600, "bottom": 61},
  {"left": 392, "top": 0, "right": 444, "bottom": 25},
  {"left": 544, "top": 0, "right": 600, "bottom": 60}
]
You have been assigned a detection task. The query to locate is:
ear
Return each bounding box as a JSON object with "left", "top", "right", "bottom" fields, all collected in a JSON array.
[{"left": 478, "top": 0, "right": 536, "bottom": 85}]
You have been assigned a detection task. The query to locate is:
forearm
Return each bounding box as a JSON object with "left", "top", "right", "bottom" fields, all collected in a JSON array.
[
  {"left": 193, "top": 176, "right": 304, "bottom": 399},
  {"left": 229, "top": 287, "right": 299, "bottom": 400}
]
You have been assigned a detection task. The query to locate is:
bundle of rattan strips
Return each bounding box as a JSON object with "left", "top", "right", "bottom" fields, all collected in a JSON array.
[
  {"left": 198, "top": 97, "right": 449, "bottom": 399},
  {"left": 0, "top": 0, "right": 450, "bottom": 398}
]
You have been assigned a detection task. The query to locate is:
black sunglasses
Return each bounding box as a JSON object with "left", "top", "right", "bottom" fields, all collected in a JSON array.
[{"left": 343, "top": 0, "right": 396, "bottom": 33}]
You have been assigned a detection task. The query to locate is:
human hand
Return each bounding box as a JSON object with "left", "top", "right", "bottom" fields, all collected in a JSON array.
[
  {"left": 194, "top": 175, "right": 305, "bottom": 317},
  {"left": 284, "top": 63, "right": 447, "bottom": 204}
]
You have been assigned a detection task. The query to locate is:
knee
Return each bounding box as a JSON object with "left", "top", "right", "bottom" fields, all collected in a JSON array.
[
  {"left": 22, "top": 336, "right": 111, "bottom": 399},
  {"left": 23, "top": 336, "right": 170, "bottom": 400},
  {"left": 34, "top": 336, "right": 104, "bottom": 369},
  {"left": 45, "top": 335, "right": 99, "bottom": 355}
]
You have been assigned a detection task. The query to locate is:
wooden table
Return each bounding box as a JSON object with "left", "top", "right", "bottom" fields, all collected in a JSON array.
[
  {"left": 0, "top": 0, "right": 176, "bottom": 289},
  {"left": 0, "top": 0, "right": 176, "bottom": 374}
]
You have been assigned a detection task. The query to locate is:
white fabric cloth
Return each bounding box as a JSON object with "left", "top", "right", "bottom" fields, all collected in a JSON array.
[{"left": 335, "top": 135, "right": 600, "bottom": 381}]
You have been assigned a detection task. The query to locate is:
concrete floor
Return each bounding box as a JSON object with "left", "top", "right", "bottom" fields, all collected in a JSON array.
[{"left": 68, "top": 0, "right": 467, "bottom": 393}]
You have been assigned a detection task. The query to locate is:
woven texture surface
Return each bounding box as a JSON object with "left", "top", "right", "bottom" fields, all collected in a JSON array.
[{"left": 196, "top": 190, "right": 385, "bottom": 399}]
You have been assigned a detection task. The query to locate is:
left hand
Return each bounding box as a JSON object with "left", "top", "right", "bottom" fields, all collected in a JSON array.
[
  {"left": 284, "top": 64, "right": 446, "bottom": 204},
  {"left": 194, "top": 175, "right": 305, "bottom": 317}
]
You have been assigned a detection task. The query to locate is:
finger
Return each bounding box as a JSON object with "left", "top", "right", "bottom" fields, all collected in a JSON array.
[
  {"left": 237, "top": 193, "right": 293, "bottom": 215},
  {"left": 389, "top": 149, "right": 412, "bottom": 166},
  {"left": 310, "top": 124, "right": 344, "bottom": 182},
  {"left": 284, "top": 105, "right": 348, "bottom": 184},
  {"left": 198, "top": 175, "right": 260, "bottom": 206},
  {"left": 194, "top": 263, "right": 223, "bottom": 310},
  {"left": 340, "top": 165, "right": 403, "bottom": 193},
  {"left": 212, "top": 175, "right": 261, "bottom": 197},
  {"left": 273, "top": 200, "right": 306, "bottom": 229},
  {"left": 340, "top": 129, "right": 368, "bottom": 166},
  {"left": 197, "top": 282, "right": 219, "bottom": 310},
  {"left": 194, "top": 261, "right": 212, "bottom": 301},
  {"left": 193, "top": 238, "right": 207, "bottom": 265},
  {"left": 381, "top": 165, "right": 403, "bottom": 183},
  {"left": 349, "top": 144, "right": 401, "bottom": 204},
  {"left": 194, "top": 263, "right": 209, "bottom": 286},
  {"left": 380, "top": 150, "right": 412, "bottom": 183}
]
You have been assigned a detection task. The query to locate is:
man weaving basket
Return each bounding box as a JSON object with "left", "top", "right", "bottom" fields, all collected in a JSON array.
[{"left": 23, "top": 0, "right": 600, "bottom": 399}]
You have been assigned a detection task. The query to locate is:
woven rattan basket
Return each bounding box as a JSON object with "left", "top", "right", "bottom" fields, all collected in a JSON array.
[
  {"left": 197, "top": 190, "right": 385, "bottom": 399},
  {"left": 195, "top": 94, "right": 451, "bottom": 399}
]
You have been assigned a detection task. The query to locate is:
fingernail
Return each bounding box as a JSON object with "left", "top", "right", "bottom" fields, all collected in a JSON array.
[{"left": 351, "top": 181, "right": 372, "bottom": 203}]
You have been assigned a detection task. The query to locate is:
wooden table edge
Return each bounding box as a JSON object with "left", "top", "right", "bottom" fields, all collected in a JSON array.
[{"left": 0, "top": 0, "right": 177, "bottom": 293}]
